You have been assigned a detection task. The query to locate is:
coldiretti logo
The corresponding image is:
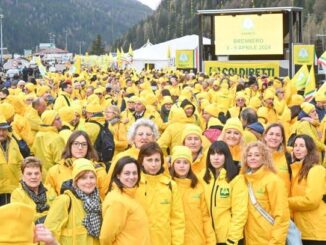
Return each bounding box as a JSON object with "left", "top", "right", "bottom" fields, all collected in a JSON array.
[
  {"left": 220, "top": 188, "right": 230, "bottom": 198},
  {"left": 192, "top": 193, "right": 201, "bottom": 199},
  {"left": 160, "top": 199, "right": 170, "bottom": 204},
  {"left": 256, "top": 188, "right": 265, "bottom": 195}
]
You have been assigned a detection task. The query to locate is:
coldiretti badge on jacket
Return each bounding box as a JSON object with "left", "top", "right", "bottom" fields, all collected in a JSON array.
[{"left": 220, "top": 187, "right": 230, "bottom": 198}]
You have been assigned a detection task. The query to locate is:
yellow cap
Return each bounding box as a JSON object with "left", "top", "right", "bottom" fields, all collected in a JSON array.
[
  {"left": 162, "top": 96, "right": 173, "bottom": 105},
  {"left": 222, "top": 117, "right": 243, "bottom": 135},
  {"left": 59, "top": 107, "right": 76, "bottom": 123},
  {"left": 0, "top": 203, "right": 35, "bottom": 245},
  {"left": 72, "top": 158, "right": 96, "bottom": 181},
  {"left": 85, "top": 103, "right": 102, "bottom": 113},
  {"left": 289, "top": 94, "right": 304, "bottom": 107},
  {"left": 301, "top": 102, "right": 315, "bottom": 114},
  {"left": 0, "top": 103, "right": 14, "bottom": 120},
  {"left": 181, "top": 124, "right": 203, "bottom": 143},
  {"left": 263, "top": 90, "right": 275, "bottom": 101},
  {"left": 207, "top": 117, "right": 223, "bottom": 128},
  {"left": 24, "top": 83, "right": 35, "bottom": 92},
  {"left": 41, "top": 110, "right": 58, "bottom": 126},
  {"left": 171, "top": 145, "right": 193, "bottom": 165},
  {"left": 204, "top": 103, "right": 219, "bottom": 117}
]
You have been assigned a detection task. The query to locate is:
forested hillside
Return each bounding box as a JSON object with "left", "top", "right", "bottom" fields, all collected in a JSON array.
[
  {"left": 0, "top": 0, "right": 152, "bottom": 53},
  {"left": 112, "top": 0, "right": 326, "bottom": 56}
]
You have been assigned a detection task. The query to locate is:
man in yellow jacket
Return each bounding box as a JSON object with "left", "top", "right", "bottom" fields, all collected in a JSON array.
[
  {"left": 32, "top": 110, "right": 65, "bottom": 171},
  {"left": 0, "top": 115, "right": 24, "bottom": 206},
  {"left": 25, "top": 97, "right": 48, "bottom": 138},
  {"left": 53, "top": 81, "right": 73, "bottom": 111}
]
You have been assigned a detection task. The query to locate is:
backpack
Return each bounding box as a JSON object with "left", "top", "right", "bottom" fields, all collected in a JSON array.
[
  {"left": 12, "top": 134, "right": 31, "bottom": 158},
  {"left": 89, "top": 121, "right": 115, "bottom": 168}
]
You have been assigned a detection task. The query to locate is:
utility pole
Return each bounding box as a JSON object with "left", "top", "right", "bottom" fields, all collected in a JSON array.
[
  {"left": 65, "top": 30, "right": 68, "bottom": 51},
  {"left": 0, "top": 14, "right": 4, "bottom": 65},
  {"left": 316, "top": 34, "right": 326, "bottom": 52}
]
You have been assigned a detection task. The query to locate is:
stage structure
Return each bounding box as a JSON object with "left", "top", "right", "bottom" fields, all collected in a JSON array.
[{"left": 197, "top": 7, "right": 303, "bottom": 77}]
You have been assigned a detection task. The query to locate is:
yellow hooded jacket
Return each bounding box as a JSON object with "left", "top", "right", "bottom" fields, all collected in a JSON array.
[
  {"left": 108, "top": 121, "right": 128, "bottom": 156},
  {"left": 45, "top": 158, "right": 109, "bottom": 200},
  {"left": 32, "top": 126, "right": 65, "bottom": 171},
  {"left": 0, "top": 136, "right": 24, "bottom": 194},
  {"left": 174, "top": 178, "right": 216, "bottom": 245},
  {"left": 244, "top": 166, "right": 290, "bottom": 245},
  {"left": 272, "top": 151, "right": 291, "bottom": 195},
  {"left": 100, "top": 187, "right": 151, "bottom": 245},
  {"left": 11, "top": 183, "right": 57, "bottom": 222},
  {"left": 200, "top": 169, "right": 248, "bottom": 244},
  {"left": 44, "top": 190, "right": 99, "bottom": 245},
  {"left": 289, "top": 162, "right": 326, "bottom": 241},
  {"left": 135, "top": 173, "right": 185, "bottom": 245},
  {"left": 53, "top": 91, "right": 72, "bottom": 111},
  {"left": 25, "top": 107, "right": 42, "bottom": 138}
]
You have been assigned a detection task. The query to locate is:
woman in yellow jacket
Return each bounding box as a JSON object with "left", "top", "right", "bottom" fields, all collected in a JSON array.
[
  {"left": 169, "top": 145, "right": 216, "bottom": 245},
  {"left": 263, "top": 123, "right": 291, "bottom": 195},
  {"left": 45, "top": 130, "right": 108, "bottom": 199},
  {"left": 108, "top": 118, "right": 159, "bottom": 184},
  {"left": 136, "top": 142, "right": 185, "bottom": 245},
  {"left": 181, "top": 124, "right": 210, "bottom": 175},
  {"left": 242, "top": 141, "right": 290, "bottom": 245},
  {"left": 104, "top": 105, "right": 128, "bottom": 156},
  {"left": 11, "top": 156, "right": 57, "bottom": 224},
  {"left": 289, "top": 135, "right": 326, "bottom": 244},
  {"left": 218, "top": 118, "right": 244, "bottom": 168},
  {"left": 45, "top": 158, "right": 102, "bottom": 245},
  {"left": 100, "top": 156, "right": 151, "bottom": 245},
  {"left": 200, "top": 141, "right": 248, "bottom": 245}
]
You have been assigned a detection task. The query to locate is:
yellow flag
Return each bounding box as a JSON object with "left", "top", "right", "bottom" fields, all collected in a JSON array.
[
  {"left": 304, "top": 66, "right": 316, "bottom": 102},
  {"left": 292, "top": 65, "right": 309, "bottom": 90},
  {"left": 128, "top": 44, "right": 133, "bottom": 56}
]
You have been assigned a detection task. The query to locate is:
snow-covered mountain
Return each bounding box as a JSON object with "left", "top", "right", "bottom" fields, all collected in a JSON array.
[{"left": 137, "top": 0, "right": 162, "bottom": 10}]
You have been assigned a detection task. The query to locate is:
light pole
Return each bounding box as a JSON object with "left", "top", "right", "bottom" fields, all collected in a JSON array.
[
  {"left": 65, "top": 30, "right": 68, "bottom": 51},
  {"left": 0, "top": 14, "right": 4, "bottom": 65},
  {"left": 316, "top": 34, "right": 326, "bottom": 52}
]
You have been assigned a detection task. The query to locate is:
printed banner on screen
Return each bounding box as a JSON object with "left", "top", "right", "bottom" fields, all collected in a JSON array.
[
  {"left": 204, "top": 61, "right": 280, "bottom": 77},
  {"left": 214, "top": 14, "right": 283, "bottom": 55}
]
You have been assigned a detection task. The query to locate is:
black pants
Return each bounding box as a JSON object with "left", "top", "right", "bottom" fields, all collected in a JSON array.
[
  {"left": 0, "top": 193, "right": 11, "bottom": 206},
  {"left": 302, "top": 240, "right": 326, "bottom": 245},
  {"left": 217, "top": 238, "right": 244, "bottom": 245}
]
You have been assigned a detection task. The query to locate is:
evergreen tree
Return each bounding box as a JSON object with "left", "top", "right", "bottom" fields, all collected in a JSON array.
[{"left": 90, "top": 34, "right": 105, "bottom": 55}]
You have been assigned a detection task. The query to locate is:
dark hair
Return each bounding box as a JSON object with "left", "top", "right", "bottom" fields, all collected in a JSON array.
[
  {"left": 240, "top": 108, "right": 257, "bottom": 126},
  {"left": 60, "top": 81, "right": 71, "bottom": 90},
  {"left": 290, "top": 105, "right": 301, "bottom": 120},
  {"left": 170, "top": 159, "right": 198, "bottom": 188},
  {"left": 109, "top": 156, "right": 140, "bottom": 192},
  {"left": 137, "top": 142, "right": 164, "bottom": 175},
  {"left": 293, "top": 135, "right": 320, "bottom": 182},
  {"left": 62, "top": 130, "right": 98, "bottom": 161},
  {"left": 203, "top": 141, "right": 238, "bottom": 183}
]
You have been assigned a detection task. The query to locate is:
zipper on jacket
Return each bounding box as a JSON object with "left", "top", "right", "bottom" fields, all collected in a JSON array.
[
  {"left": 145, "top": 180, "right": 147, "bottom": 196},
  {"left": 210, "top": 177, "right": 218, "bottom": 230},
  {"left": 214, "top": 184, "right": 219, "bottom": 207}
]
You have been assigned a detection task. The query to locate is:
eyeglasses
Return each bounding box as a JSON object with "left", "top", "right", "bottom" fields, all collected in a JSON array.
[
  {"left": 72, "top": 141, "right": 88, "bottom": 148},
  {"left": 136, "top": 132, "right": 153, "bottom": 137}
]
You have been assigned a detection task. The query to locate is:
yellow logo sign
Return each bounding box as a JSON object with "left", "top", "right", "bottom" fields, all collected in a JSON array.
[
  {"left": 293, "top": 44, "right": 315, "bottom": 65},
  {"left": 176, "top": 50, "right": 194, "bottom": 69}
]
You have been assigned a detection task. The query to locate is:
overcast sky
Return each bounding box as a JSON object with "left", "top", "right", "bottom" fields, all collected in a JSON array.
[{"left": 137, "top": 0, "right": 162, "bottom": 10}]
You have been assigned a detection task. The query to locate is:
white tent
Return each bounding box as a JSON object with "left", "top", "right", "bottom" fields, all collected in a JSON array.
[{"left": 132, "top": 35, "right": 210, "bottom": 71}]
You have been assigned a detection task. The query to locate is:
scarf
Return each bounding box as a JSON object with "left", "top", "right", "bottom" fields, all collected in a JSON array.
[
  {"left": 20, "top": 180, "right": 49, "bottom": 213},
  {"left": 74, "top": 187, "right": 102, "bottom": 238},
  {"left": 108, "top": 117, "right": 120, "bottom": 126}
]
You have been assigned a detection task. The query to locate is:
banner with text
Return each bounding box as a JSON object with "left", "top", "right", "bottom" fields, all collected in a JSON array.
[
  {"left": 214, "top": 14, "right": 283, "bottom": 55},
  {"left": 205, "top": 61, "right": 280, "bottom": 77},
  {"left": 175, "top": 50, "right": 194, "bottom": 69},
  {"left": 293, "top": 44, "right": 315, "bottom": 65}
]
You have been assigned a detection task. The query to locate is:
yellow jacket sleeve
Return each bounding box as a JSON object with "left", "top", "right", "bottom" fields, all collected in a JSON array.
[
  {"left": 44, "top": 194, "right": 70, "bottom": 241},
  {"left": 289, "top": 165, "right": 325, "bottom": 211},
  {"left": 95, "top": 163, "right": 109, "bottom": 200},
  {"left": 297, "top": 121, "right": 325, "bottom": 151},
  {"left": 266, "top": 178, "right": 290, "bottom": 245},
  {"left": 170, "top": 182, "right": 185, "bottom": 245},
  {"left": 227, "top": 176, "right": 248, "bottom": 243},
  {"left": 157, "top": 126, "right": 172, "bottom": 156},
  {"left": 49, "top": 137, "right": 65, "bottom": 166},
  {"left": 100, "top": 199, "right": 128, "bottom": 245},
  {"left": 199, "top": 190, "right": 216, "bottom": 245}
]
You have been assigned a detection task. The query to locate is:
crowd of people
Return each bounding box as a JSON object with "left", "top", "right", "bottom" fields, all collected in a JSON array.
[{"left": 0, "top": 66, "right": 325, "bottom": 245}]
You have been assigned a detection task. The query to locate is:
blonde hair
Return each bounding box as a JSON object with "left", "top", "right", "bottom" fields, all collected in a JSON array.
[
  {"left": 241, "top": 141, "right": 276, "bottom": 174},
  {"left": 106, "top": 105, "right": 121, "bottom": 119}
]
